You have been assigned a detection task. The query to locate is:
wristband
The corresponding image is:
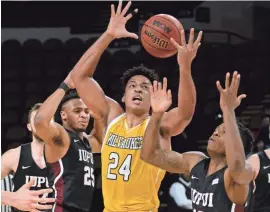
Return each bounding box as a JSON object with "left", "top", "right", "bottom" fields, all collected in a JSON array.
[{"left": 59, "top": 82, "right": 70, "bottom": 93}]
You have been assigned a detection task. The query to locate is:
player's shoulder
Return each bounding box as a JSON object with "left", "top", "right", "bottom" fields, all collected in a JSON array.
[
  {"left": 3, "top": 146, "right": 22, "bottom": 158},
  {"left": 183, "top": 151, "right": 208, "bottom": 173}
]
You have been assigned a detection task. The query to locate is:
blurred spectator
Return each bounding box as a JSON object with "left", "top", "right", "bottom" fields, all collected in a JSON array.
[
  {"left": 167, "top": 174, "right": 192, "bottom": 212},
  {"left": 256, "top": 116, "right": 270, "bottom": 151}
]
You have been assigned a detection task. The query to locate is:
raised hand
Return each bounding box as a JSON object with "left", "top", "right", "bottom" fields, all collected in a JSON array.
[
  {"left": 216, "top": 71, "right": 247, "bottom": 112},
  {"left": 106, "top": 0, "right": 138, "bottom": 39},
  {"left": 13, "top": 179, "right": 55, "bottom": 211},
  {"left": 170, "top": 28, "right": 203, "bottom": 68},
  {"left": 150, "top": 78, "right": 172, "bottom": 113}
]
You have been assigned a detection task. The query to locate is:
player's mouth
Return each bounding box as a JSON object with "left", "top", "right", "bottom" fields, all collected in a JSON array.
[
  {"left": 132, "top": 96, "right": 143, "bottom": 105},
  {"left": 208, "top": 138, "right": 215, "bottom": 144}
]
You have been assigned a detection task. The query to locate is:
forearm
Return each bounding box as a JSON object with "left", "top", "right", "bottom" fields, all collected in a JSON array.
[
  {"left": 1, "top": 191, "right": 15, "bottom": 206},
  {"left": 140, "top": 112, "right": 183, "bottom": 173},
  {"left": 72, "top": 31, "right": 114, "bottom": 79},
  {"left": 141, "top": 112, "right": 163, "bottom": 158},
  {"left": 34, "top": 89, "right": 65, "bottom": 125},
  {"left": 177, "top": 66, "right": 196, "bottom": 120},
  {"left": 223, "top": 109, "right": 246, "bottom": 172}
]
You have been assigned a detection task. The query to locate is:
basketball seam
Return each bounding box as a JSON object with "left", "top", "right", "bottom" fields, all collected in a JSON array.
[
  {"left": 155, "top": 16, "right": 182, "bottom": 42},
  {"left": 141, "top": 34, "right": 176, "bottom": 52},
  {"left": 143, "top": 23, "right": 172, "bottom": 41}
]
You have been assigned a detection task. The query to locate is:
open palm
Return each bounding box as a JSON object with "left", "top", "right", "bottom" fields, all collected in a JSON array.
[
  {"left": 216, "top": 71, "right": 247, "bottom": 112},
  {"left": 106, "top": 0, "right": 138, "bottom": 39},
  {"left": 150, "top": 78, "right": 172, "bottom": 113},
  {"left": 170, "top": 28, "right": 203, "bottom": 67}
]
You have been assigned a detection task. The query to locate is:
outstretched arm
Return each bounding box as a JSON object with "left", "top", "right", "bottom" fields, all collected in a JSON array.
[
  {"left": 140, "top": 78, "right": 206, "bottom": 173},
  {"left": 161, "top": 29, "right": 203, "bottom": 137},
  {"left": 34, "top": 74, "right": 74, "bottom": 162},
  {"left": 217, "top": 72, "right": 253, "bottom": 185},
  {"left": 71, "top": 1, "right": 137, "bottom": 123}
]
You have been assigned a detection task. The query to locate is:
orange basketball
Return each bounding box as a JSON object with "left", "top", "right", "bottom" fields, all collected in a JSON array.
[{"left": 141, "top": 14, "right": 184, "bottom": 58}]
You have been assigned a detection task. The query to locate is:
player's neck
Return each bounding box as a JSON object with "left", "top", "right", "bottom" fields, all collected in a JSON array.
[
  {"left": 31, "top": 139, "right": 44, "bottom": 156},
  {"left": 125, "top": 112, "right": 149, "bottom": 128},
  {"left": 207, "top": 156, "right": 226, "bottom": 176},
  {"left": 63, "top": 124, "right": 84, "bottom": 140}
]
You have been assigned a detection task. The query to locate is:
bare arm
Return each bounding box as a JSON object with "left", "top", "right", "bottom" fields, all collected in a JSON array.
[
  {"left": 34, "top": 88, "right": 69, "bottom": 147},
  {"left": 223, "top": 109, "right": 253, "bottom": 184},
  {"left": 34, "top": 77, "right": 73, "bottom": 161},
  {"left": 160, "top": 29, "right": 202, "bottom": 137},
  {"left": 71, "top": 1, "right": 136, "bottom": 124},
  {"left": 141, "top": 112, "right": 206, "bottom": 174},
  {"left": 1, "top": 147, "right": 20, "bottom": 179}
]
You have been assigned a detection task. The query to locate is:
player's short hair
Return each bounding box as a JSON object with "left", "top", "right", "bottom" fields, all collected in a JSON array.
[
  {"left": 28, "top": 103, "right": 42, "bottom": 123},
  {"left": 121, "top": 64, "right": 159, "bottom": 89},
  {"left": 59, "top": 89, "right": 80, "bottom": 111},
  {"left": 237, "top": 122, "right": 255, "bottom": 155}
]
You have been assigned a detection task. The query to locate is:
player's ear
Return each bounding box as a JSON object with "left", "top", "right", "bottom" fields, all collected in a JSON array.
[
  {"left": 27, "top": 123, "right": 32, "bottom": 132},
  {"left": 122, "top": 94, "right": 125, "bottom": 103},
  {"left": 60, "top": 110, "right": 67, "bottom": 121}
]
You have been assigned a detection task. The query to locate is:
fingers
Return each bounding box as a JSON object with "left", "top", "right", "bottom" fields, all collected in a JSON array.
[
  {"left": 225, "top": 72, "right": 230, "bottom": 89},
  {"left": 32, "top": 188, "right": 53, "bottom": 196},
  {"left": 30, "top": 210, "right": 41, "bottom": 212},
  {"left": 111, "top": 4, "right": 116, "bottom": 17},
  {"left": 121, "top": 1, "right": 132, "bottom": 16},
  {"left": 238, "top": 94, "right": 247, "bottom": 102},
  {"left": 24, "top": 179, "right": 35, "bottom": 189},
  {"left": 216, "top": 81, "right": 223, "bottom": 93},
  {"left": 170, "top": 38, "right": 180, "bottom": 49},
  {"left": 234, "top": 73, "right": 241, "bottom": 94},
  {"left": 149, "top": 85, "right": 154, "bottom": 96},
  {"left": 158, "top": 82, "right": 162, "bottom": 91},
  {"left": 231, "top": 71, "right": 238, "bottom": 91},
  {"left": 162, "top": 78, "right": 167, "bottom": 91},
  {"left": 126, "top": 32, "right": 139, "bottom": 39},
  {"left": 30, "top": 203, "right": 53, "bottom": 210},
  {"left": 194, "top": 31, "right": 203, "bottom": 47},
  {"left": 125, "top": 8, "right": 138, "bottom": 21},
  {"left": 167, "top": 89, "right": 172, "bottom": 101},
  {"left": 180, "top": 30, "right": 186, "bottom": 47},
  {"left": 116, "top": 0, "right": 123, "bottom": 15},
  {"left": 153, "top": 81, "right": 158, "bottom": 93},
  {"left": 187, "top": 28, "right": 194, "bottom": 50}
]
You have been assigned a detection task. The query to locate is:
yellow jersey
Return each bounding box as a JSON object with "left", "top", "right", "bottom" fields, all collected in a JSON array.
[{"left": 101, "top": 113, "right": 166, "bottom": 212}]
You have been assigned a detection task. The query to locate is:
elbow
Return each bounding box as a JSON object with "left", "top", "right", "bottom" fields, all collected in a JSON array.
[
  {"left": 140, "top": 150, "right": 151, "bottom": 162},
  {"left": 70, "top": 69, "right": 88, "bottom": 85}
]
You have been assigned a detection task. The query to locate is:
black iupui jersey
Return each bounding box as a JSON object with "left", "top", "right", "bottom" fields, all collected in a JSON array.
[
  {"left": 252, "top": 150, "right": 270, "bottom": 212},
  {"left": 190, "top": 158, "right": 253, "bottom": 212},
  {"left": 12, "top": 143, "right": 49, "bottom": 212},
  {"left": 46, "top": 130, "right": 95, "bottom": 212}
]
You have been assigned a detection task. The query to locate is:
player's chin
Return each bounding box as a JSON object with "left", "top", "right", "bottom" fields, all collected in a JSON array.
[{"left": 76, "top": 125, "right": 87, "bottom": 132}]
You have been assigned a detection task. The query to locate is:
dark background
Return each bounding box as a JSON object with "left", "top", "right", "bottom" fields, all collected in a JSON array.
[{"left": 2, "top": 1, "right": 270, "bottom": 211}]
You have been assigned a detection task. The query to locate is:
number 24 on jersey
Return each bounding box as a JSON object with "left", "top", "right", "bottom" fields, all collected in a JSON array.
[{"left": 107, "top": 153, "right": 132, "bottom": 182}]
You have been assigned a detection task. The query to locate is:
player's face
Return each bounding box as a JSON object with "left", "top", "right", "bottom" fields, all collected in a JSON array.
[
  {"left": 123, "top": 75, "right": 152, "bottom": 115},
  {"left": 61, "top": 99, "right": 90, "bottom": 132},
  {"left": 207, "top": 123, "right": 226, "bottom": 156},
  {"left": 28, "top": 110, "right": 43, "bottom": 142}
]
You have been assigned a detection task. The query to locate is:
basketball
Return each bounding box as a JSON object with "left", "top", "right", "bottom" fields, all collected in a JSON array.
[{"left": 141, "top": 14, "right": 184, "bottom": 58}]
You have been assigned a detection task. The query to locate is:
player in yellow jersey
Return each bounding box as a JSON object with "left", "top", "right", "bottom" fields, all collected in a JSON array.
[{"left": 70, "top": 1, "right": 202, "bottom": 211}]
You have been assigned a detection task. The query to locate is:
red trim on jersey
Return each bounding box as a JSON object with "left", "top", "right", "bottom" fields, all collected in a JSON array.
[{"left": 50, "top": 161, "right": 64, "bottom": 212}]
